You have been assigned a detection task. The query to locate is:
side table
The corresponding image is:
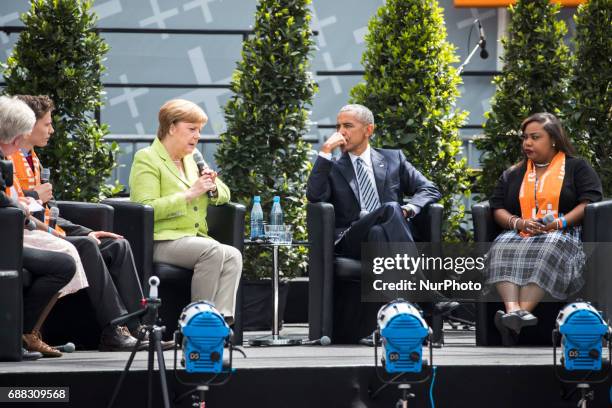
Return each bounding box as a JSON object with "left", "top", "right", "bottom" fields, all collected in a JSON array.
[{"left": 244, "top": 239, "right": 309, "bottom": 346}]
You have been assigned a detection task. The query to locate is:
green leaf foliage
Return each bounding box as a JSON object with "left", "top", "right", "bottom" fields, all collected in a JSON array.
[
  {"left": 569, "top": 0, "right": 612, "bottom": 195},
  {"left": 2, "top": 0, "right": 119, "bottom": 201},
  {"left": 215, "top": 0, "right": 317, "bottom": 279},
  {"left": 350, "top": 0, "right": 469, "bottom": 240},
  {"left": 476, "top": 0, "right": 572, "bottom": 197}
]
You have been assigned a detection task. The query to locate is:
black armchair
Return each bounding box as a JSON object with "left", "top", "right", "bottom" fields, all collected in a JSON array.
[
  {"left": 103, "top": 198, "right": 246, "bottom": 343},
  {"left": 472, "top": 199, "right": 612, "bottom": 346},
  {"left": 43, "top": 201, "right": 115, "bottom": 349},
  {"left": 307, "top": 202, "right": 443, "bottom": 344},
  {"left": 0, "top": 206, "right": 24, "bottom": 361},
  {"left": 0, "top": 201, "right": 115, "bottom": 354}
]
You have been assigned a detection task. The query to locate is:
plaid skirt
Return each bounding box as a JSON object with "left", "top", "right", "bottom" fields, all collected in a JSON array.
[{"left": 484, "top": 227, "right": 585, "bottom": 300}]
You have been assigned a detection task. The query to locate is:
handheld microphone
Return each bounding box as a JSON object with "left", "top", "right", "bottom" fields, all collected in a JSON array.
[
  {"left": 476, "top": 19, "right": 489, "bottom": 59},
  {"left": 540, "top": 213, "right": 556, "bottom": 225},
  {"left": 24, "top": 217, "right": 36, "bottom": 231},
  {"left": 301, "top": 336, "right": 331, "bottom": 346},
  {"left": 48, "top": 206, "right": 59, "bottom": 229},
  {"left": 148, "top": 276, "right": 160, "bottom": 300},
  {"left": 54, "top": 342, "right": 75, "bottom": 353},
  {"left": 192, "top": 149, "right": 215, "bottom": 198},
  {"left": 40, "top": 167, "right": 50, "bottom": 184}
]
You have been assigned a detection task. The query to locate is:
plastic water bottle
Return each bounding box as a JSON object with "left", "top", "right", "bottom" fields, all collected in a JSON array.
[
  {"left": 270, "top": 196, "right": 283, "bottom": 225},
  {"left": 250, "top": 196, "right": 264, "bottom": 240}
]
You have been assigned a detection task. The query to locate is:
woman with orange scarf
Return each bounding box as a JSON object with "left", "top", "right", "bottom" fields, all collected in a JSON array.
[{"left": 485, "top": 113, "right": 602, "bottom": 345}]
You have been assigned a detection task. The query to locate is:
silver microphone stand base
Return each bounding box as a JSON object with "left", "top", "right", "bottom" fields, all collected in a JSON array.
[{"left": 248, "top": 335, "right": 302, "bottom": 346}]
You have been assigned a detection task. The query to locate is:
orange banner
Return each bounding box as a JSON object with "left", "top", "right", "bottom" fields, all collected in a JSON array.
[{"left": 454, "top": 0, "right": 585, "bottom": 6}]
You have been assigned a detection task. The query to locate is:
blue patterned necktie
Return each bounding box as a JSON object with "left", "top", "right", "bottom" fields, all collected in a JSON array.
[{"left": 355, "top": 157, "right": 380, "bottom": 212}]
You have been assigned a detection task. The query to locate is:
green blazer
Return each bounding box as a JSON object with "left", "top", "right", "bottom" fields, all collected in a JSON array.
[{"left": 129, "top": 138, "right": 230, "bottom": 241}]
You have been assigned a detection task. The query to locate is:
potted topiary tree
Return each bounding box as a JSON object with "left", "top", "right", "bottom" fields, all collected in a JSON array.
[
  {"left": 475, "top": 0, "right": 572, "bottom": 197},
  {"left": 568, "top": 0, "right": 611, "bottom": 195},
  {"left": 215, "top": 0, "right": 317, "bottom": 329},
  {"left": 350, "top": 0, "right": 469, "bottom": 240},
  {"left": 2, "top": 0, "right": 119, "bottom": 201}
]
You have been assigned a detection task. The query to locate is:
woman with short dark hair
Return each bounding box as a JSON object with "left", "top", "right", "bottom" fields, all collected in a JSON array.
[
  {"left": 485, "top": 112, "right": 603, "bottom": 345},
  {"left": 129, "top": 99, "right": 242, "bottom": 323}
]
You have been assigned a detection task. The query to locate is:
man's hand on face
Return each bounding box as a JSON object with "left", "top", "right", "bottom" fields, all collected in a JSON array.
[
  {"left": 320, "top": 132, "right": 347, "bottom": 154},
  {"left": 34, "top": 183, "right": 53, "bottom": 203},
  {"left": 87, "top": 230, "right": 124, "bottom": 245}
]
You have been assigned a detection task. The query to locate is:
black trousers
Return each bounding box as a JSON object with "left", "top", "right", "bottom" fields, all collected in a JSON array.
[
  {"left": 22, "top": 247, "right": 76, "bottom": 333},
  {"left": 334, "top": 203, "right": 443, "bottom": 342},
  {"left": 337, "top": 202, "right": 414, "bottom": 259},
  {"left": 66, "top": 236, "right": 143, "bottom": 327}
]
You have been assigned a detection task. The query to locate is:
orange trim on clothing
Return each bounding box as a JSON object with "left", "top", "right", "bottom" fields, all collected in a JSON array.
[
  {"left": 518, "top": 151, "right": 566, "bottom": 237},
  {"left": 9, "top": 150, "right": 64, "bottom": 235}
]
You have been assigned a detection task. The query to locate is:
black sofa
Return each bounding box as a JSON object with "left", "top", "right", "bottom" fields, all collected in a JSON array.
[
  {"left": 307, "top": 202, "right": 444, "bottom": 344},
  {"left": 472, "top": 199, "right": 612, "bottom": 346},
  {"left": 102, "top": 198, "right": 246, "bottom": 343},
  {"left": 0, "top": 206, "right": 25, "bottom": 361}
]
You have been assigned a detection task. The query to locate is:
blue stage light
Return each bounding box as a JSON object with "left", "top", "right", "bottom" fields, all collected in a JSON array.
[
  {"left": 178, "top": 301, "right": 230, "bottom": 374},
  {"left": 556, "top": 302, "right": 610, "bottom": 371},
  {"left": 377, "top": 299, "right": 431, "bottom": 374}
]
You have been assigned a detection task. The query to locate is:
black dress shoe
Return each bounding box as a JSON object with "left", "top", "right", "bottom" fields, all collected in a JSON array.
[
  {"left": 501, "top": 310, "right": 538, "bottom": 334},
  {"left": 494, "top": 310, "right": 517, "bottom": 347},
  {"left": 99, "top": 325, "right": 141, "bottom": 352},
  {"left": 130, "top": 325, "right": 173, "bottom": 351},
  {"left": 433, "top": 301, "right": 460, "bottom": 316},
  {"left": 22, "top": 347, "right": 42, "bottom": 361}
]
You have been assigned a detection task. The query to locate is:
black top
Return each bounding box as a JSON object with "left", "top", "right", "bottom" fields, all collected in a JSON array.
[{"left": 490, "top": 156, "right": 603, "bottom": 216}]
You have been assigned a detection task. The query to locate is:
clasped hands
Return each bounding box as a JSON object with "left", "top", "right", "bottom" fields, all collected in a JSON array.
[{"left": 518, "top": 218, "right": 559, "bottom": 235}]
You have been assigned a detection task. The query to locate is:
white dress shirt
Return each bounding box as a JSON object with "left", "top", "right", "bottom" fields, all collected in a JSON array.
[{"left": 318, "top": 146, "right": 420, "bottom": 217}]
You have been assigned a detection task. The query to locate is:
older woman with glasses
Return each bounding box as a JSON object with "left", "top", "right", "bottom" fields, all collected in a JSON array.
[{"left": 485, "top": 112, "right": 602, "bottom": 345}]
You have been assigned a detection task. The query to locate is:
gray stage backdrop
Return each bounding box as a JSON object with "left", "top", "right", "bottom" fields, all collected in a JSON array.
[{"left": 0, "top": 0, "right": 576, "bottom": 190}]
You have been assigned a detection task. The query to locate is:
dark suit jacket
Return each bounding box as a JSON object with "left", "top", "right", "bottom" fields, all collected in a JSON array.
[
  {"left": 56, "top": 215, "right": 92, "bottom": 236},
  {"left": 306, "top": 147, "right": 441, "bottom": 238}
]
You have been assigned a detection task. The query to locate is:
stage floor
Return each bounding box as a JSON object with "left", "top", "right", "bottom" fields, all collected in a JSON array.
[
  {"left": 0, "top": 324, "right": 560, "bottom": 374},
  {"left": 2, "top": 325, "right": 611, "bottom": 408}
]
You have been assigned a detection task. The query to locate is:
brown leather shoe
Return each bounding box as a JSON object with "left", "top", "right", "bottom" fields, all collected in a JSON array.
[{"left": 23, "top": 331, "right": 62, "bottom": 358}]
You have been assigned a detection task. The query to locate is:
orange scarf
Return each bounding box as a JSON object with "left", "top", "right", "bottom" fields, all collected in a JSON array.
[
  {"left": 10, "top": 149, "right": 40, "bottom": 189},
  {"left": 518, "top": 151, "right": 565, "bottom": 236},
  {"left": 9, "top": 149, "right": 64, "bottom": 235}
]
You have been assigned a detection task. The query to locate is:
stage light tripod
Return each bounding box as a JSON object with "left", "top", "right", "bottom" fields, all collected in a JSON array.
[
  {"left": 553, "top": 302, "right": 611, "bottom": 408},
  {"left": 369, "top": 300, "right": 435, "bottom": 408},
  {"left": 172, "top": 300, "right": 246, "bottom": 408},
  {"left": 107, "top": 276, "right": 171, "bottom": 408}
]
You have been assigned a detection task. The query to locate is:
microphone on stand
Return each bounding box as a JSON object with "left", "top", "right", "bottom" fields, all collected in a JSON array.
[
  {"left": 301, "top": 336, "right": 331, "bottom": 346},
  {"left": 476, "top": 19, "right": 489, "bottom": 59},
  {"left": 48, "top": 206, "right": 59, "bottom": 229},
  {"left": 192, "top": 149, "right": 215, "bottom": 198}
]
